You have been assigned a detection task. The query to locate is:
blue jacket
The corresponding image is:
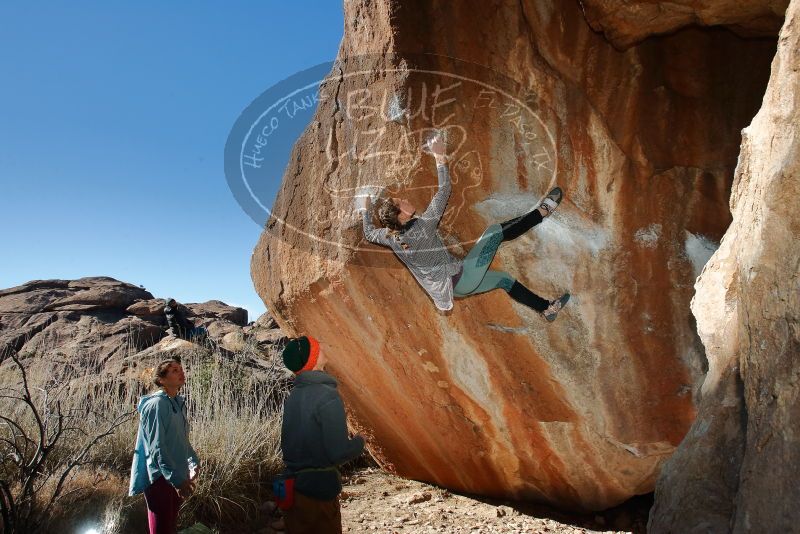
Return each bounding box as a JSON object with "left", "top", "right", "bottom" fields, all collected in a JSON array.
[{"left": 129, "top": 390, "right": 199, "bottom": 495}]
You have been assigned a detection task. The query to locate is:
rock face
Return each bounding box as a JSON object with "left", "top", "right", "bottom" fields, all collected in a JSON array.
[
  {"left": 0, "top": 277, "right": 253, "bottom": 366},
  {"left": 251, "top": 0, "right": 780, "bottom": 510},
  {"left": 649, "top": 2, "right": 800, "bottom": 532},
  {"left": 580, "top": 0, "right": 788, "bottom": 48},
  {"left": 0, "top": 278, "right": 160, "bottom": 364}
]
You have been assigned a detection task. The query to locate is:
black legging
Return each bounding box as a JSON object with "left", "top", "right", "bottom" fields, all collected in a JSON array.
[
  {"left": 500, "top": 208, "right": 544, "bottom": 242},
  {"left": 502, "top": 208, "right": 548, "bottom": 311}
]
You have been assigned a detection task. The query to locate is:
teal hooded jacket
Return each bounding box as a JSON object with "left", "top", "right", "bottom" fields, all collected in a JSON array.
[{"left": 129, "top": 390, "right": 199, "bottom": 495}]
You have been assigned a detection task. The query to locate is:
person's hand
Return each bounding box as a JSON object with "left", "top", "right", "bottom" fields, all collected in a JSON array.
[
  {"left": 428, "top": 135, "right": 446, "bottom": 156},
  {"left": 354, "top": 186, "right": 381, "bottom": 213},
  {"left": 177, "top": 479, "right": 194, "bottom": 499},
  {"left": 426, "top": 134, "right": 448, "bottom": 165},
  {"left": 354, "top": 193, "right": 369, "bottom": 213}
]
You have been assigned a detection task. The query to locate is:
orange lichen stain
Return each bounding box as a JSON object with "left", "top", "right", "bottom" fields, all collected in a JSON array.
[
  {"left": 612, "top": 169, "right": 698, "bottom": 446},
  {"left": 514, "top": 130, "right": 530, "bottom": 191}
]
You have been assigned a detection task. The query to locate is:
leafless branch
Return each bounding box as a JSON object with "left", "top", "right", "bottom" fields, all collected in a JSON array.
[{"left": 40, "top": 409, "right": 135, "bottom": 520}]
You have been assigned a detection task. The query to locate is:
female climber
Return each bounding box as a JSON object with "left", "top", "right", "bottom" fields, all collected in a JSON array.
[{"left": 357, "top": 135, "right": 570, "bottom": 320}]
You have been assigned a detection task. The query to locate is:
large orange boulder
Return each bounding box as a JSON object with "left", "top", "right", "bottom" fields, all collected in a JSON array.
[{"left": 251, "top": 0, "right": 780, "bottom": 510}]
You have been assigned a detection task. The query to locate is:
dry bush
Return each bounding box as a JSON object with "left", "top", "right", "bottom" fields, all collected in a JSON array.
[
  {"left": 0, "top": 335, "right": 291, "bottom": 533},
  {"left": 178, "top": 340, "right": 289, "bottom": 528},
  {"left": 0, "top": 351, "right": 134, "bottom": 534}
]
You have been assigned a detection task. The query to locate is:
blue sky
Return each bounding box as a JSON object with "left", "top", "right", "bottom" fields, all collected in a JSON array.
[{"left": 0, "top": 2, "right": 344, "bottom": 321}]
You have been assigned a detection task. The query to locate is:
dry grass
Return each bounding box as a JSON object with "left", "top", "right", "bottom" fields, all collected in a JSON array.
[{"left": 0, "top": 335, "right": 291, "bottom": 533}]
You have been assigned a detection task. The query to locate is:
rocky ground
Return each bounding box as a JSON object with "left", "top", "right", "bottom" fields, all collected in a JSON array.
[{"left": 261, "top": 468, "right": 649, "bottom": 534}]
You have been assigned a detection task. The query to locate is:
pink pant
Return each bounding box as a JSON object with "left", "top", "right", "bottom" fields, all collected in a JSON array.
[{"left": 144, "top": 476, "right": 183, "bottom": 534}]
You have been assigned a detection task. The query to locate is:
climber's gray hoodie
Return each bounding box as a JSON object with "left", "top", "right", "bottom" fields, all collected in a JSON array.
[{"left": 281, "top": 370, "right": 365, "bottom": 500}]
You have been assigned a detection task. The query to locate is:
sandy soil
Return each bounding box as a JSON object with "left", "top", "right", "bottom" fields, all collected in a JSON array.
[{"left": 260, "top": 468, "right": 649, "bottom": 534}]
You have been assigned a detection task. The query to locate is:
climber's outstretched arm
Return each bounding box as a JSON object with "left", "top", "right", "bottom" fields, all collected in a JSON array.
[
  {"left": 420, "top": 136, "right": 451, "bottom": 224},
  {"left": 360, "top": 196, "right": 392, "bottom": 246}
]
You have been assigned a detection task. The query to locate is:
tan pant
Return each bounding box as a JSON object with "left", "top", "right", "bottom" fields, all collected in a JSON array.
[{"left": 284, "top": 492, "right": 342, "bottom": 534}]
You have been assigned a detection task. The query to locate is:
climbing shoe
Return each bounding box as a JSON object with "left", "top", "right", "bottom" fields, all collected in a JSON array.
[
  {"left": 543, "top": 293, "right": 570, "bottom": 322},
  {"left": 539, "top": 187, "right": 563, "bottom": 217}
]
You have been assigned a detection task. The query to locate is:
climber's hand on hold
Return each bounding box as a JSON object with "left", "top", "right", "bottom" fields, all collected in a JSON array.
[
  {"left": 355, "top": 186, "right": 381, "bottom": 213},
  {"left": 426, "top": 134, "right": 448, "bottom": 165},
  {"left": 354, "top": 192, "right": 369, "bottom": 213},
  {"left": 428, "top": 136, "right": 446, "bottom": 156}
]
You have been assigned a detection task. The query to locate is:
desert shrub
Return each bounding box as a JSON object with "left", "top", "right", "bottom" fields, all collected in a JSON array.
[
  {"left": 0, "top": 336, "right": 292, "bottom": 533},
  {"left": 0, "top": 352, "right": 134, "bottom": 534},
  {"left": 178, "top": 341, "right": 289, "bottom": 528}
]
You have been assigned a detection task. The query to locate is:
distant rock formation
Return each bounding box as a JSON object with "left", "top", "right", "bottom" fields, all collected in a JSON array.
[
  {"left": 251, "top": 0, "right": 787, "bottom": 511},
  {"left": 0, "top": 277, "right": 283, "bottom": 371},
  {"left": 0, "top": 277, "right": 162, "bottom": 363}
]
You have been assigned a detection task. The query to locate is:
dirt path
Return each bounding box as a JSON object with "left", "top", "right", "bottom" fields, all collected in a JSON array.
[{"left": 263, "top": 468, "right": 649, "bottom": 533}]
